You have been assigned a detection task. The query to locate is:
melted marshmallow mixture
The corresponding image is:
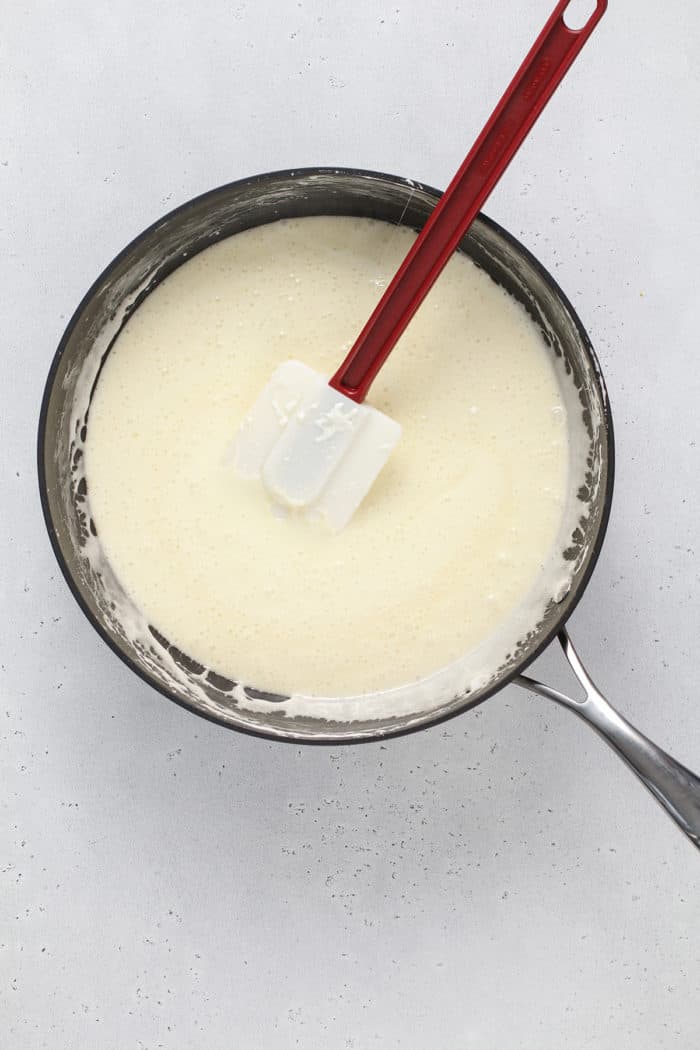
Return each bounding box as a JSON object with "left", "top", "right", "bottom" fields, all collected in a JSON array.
[{"left": 85, "top": 216, "right": 570, "bottom": 697}]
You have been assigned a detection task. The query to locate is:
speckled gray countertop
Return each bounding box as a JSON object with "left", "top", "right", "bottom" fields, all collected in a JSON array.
[{"left": 2, "top": 1, "right": 699, "bottom": 1047}]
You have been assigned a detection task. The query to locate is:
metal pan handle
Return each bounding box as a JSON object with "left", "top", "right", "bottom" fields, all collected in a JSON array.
[{"left": 517, "top": 629, "right": 700, "bottom": 850}]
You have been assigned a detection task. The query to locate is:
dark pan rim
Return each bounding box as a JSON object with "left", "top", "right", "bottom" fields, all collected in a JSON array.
[{"left": 37, "top": 166, "right": 615, "bottom": 745}]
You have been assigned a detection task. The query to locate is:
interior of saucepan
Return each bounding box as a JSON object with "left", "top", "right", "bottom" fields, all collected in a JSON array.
[{"left": 39, "top": 169, "right": 614, "bottom": 742}]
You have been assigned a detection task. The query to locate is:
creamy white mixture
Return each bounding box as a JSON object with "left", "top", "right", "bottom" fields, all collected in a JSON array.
[{"left": 85, "top": 216, "right": 570, "bottom": 697}]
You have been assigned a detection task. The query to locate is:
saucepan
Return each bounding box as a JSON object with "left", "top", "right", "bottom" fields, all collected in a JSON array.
[{"left": 38, "top": 169, "right": 700, "bottom": 847}]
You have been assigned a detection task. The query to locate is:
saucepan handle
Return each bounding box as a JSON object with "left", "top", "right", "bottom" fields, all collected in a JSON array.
[{"left": 516, "top": 629, "right": 700, "bottom": 850}]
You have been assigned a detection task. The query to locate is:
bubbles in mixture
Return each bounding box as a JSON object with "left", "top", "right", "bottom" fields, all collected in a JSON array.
[{"left": 85, "top": 216, "right": 571, "bottom": 697}]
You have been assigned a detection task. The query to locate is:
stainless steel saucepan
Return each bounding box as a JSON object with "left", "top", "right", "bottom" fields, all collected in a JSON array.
[{"left": 38, "top": 169, "right": 700, "bottom": 848}]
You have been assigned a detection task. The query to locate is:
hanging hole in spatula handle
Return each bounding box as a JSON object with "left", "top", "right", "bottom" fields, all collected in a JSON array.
[
  {"left": 331, "top": 0, "right": 608, "bottom": 403},
  {"left": 563, "top": 0, "right": 605, "bottom": 32}
]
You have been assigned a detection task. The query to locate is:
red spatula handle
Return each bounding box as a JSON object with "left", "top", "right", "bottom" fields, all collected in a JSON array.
[{"left": 330, "top": 0, "right": 607, "bottom": 402}]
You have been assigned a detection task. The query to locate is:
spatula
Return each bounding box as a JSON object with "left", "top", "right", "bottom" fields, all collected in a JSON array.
[{"left": 234, "top": 0, "right": 607, "bottom": 530}]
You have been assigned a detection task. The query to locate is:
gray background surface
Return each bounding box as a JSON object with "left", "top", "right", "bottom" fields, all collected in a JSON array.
[{"left": 2, "top": 1, "right": 699, "bottom": 1046}]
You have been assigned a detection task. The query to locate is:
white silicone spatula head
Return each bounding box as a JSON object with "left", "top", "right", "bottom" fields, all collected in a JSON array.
[{"left": 234, "top": 361, "right": 401, "bottom": 531}]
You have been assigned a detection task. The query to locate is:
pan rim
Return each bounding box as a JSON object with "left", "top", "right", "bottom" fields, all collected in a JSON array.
[{"left": 37, "top": 166, "right": 615, "bottom": 744}]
